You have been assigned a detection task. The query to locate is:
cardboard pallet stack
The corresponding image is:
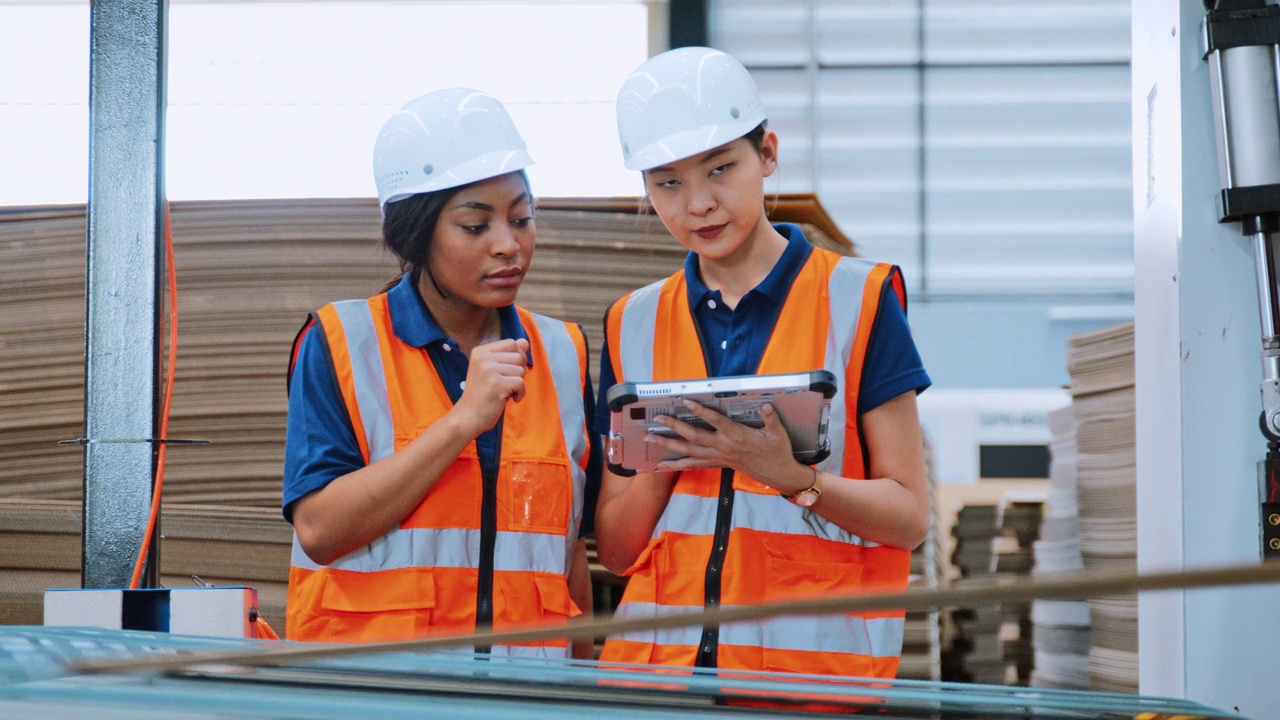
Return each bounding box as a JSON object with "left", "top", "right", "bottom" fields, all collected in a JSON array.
[
  {"left": 1030, "top": 404, "right": 1092, "bottom": 689},
  {"left": 1065, "top": 322, "right": 1137, "bottom": 693},
  {"left": 940, "top": 493, "right": 1044, "bottom": 686}
]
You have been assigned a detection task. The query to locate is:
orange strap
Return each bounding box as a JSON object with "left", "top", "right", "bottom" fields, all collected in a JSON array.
[{"left": 253, "top": 616, "right": 281, "bottom": 641}]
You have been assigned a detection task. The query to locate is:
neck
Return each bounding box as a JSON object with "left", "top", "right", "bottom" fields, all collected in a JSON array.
[
  {"left": 416, "top": 272, "right": 501, "bottom": 354},
  {"left": 697, "top": 216, "right": 787, "bottom": 308}
]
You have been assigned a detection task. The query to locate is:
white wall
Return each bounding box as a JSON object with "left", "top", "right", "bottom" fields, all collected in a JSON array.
[
  {"left": 917, "top": 387, "right": 1069, "bottom": 484},
  {"left": 1132, "top": 0, "right": 1280, "bottom": 713}
]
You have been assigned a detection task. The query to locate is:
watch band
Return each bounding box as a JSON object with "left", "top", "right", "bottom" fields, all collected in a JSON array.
[{"left": 782, "top": 465, "right": 822, "bottom": 502}]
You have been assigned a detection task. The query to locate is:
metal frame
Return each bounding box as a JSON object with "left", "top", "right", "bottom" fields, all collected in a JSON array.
[{"left": 82, "top": 0, "right": 168, "bottom": 589}]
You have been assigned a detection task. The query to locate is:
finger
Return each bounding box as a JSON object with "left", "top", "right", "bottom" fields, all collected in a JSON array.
[
  {"left": 760, "top": 402, "right": 785, "bottom": 432},
  {"left": 645, "top": 430, "right": 718, "bottom": 460},
  {"left": 655, "top": 454, "right": 725, "bottom": 472},
  {"left": 681, "top": 399, "right": 753, "bottom": 436},
  {"left": 493, "top": 357, "right": 529, "bottom": 376},
  {"left": 652, "top": 412, "right": 718, "bottom": 445},
  {"left": 510, "top": 382, "right": 527, "bottom": 403},
  {"left": 481, "top": 348, "right": 528, "bottom": 365}
]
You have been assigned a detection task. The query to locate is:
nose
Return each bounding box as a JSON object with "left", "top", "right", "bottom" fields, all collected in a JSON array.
[
  {"left": 492, "top": 223, "right": 521, "bottom": 257},
  {"left": 687, "top": 182, "right": 716, "bottom": 218}
]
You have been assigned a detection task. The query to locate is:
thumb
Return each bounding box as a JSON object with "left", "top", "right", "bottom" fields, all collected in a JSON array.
[
  {"left": 761, "top": 402, "right": 784, "bottom": 431},
  {"left": 515, "top": 338, "right": 530, "bottom": 356}
]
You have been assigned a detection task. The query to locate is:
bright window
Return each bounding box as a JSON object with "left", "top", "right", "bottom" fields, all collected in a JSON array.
[{"left": 0, "top": 2, "right": 650, "bottom": 206}]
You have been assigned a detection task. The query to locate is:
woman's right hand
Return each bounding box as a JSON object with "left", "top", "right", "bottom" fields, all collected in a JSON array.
[{"left": 452, "top": 338, "right": 529, "bottom": 436}]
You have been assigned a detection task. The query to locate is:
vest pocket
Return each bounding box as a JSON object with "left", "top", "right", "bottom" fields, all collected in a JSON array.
[
  {"left": 760, "top": 556, "right": 866, "bottom": 675},
  {"left": 535, "top": 574, "right": 578, "bottom": 618},
  {"left": 316, "top": 568, "right": 436, "bottom": 641},
  {"left": 503, "top": 459, "right": 572, "bottom": 533}
]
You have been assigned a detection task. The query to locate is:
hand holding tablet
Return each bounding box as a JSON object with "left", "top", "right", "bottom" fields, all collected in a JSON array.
[{"left": 606, "top": 370, "right": 837, "bottom": 476}]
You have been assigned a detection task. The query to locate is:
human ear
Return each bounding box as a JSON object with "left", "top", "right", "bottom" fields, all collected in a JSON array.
[{"left": 760, "top": 132, "right": 779, "bottom": 178}]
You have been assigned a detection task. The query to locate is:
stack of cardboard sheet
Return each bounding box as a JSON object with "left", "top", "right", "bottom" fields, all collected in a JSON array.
[
  {"left": 899, "top": 431, "right": 944, "bottom": 682},
  {"left": 939, "top": 491, "right": 1045, "bottom": 686},
  {"left": 1030, "top": 405, "right": 1092, "bottom": 689},
  {"left": 942, "top": 503, "right": 1004, "bottom": 684},
  {"left": 0, "top": 195, "right": 857, "bottom": 643},
  {"left": 0, "top": 498, "right": 290, "bottom": 631},
  {"left": 0, "top": 196, "right": 849, "bottom": 508},
  {"left": 1065, "top": 322, "right": 1137, "bottom": 693}
]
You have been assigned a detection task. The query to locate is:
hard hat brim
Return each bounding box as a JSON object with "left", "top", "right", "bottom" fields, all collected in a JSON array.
[
  {"left": 380, "top": 149, "right": 534, "bottom": 207},
  {"left": 622, "top": 119, "right": 763, "bottom": 172}
]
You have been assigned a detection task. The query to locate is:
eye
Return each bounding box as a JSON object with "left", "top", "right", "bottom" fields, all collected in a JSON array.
[
  {"left": 512, "top": 216, "right": 533, "bottom": 229},
  {"left": 461, "top": 224, "right": 488, "bottom": 235},
  {"left": 709, "top": 163, "right": 734, "bottom": 177},
  {"left": 653, "top": 178, "right": 680, "bottom": 189}
]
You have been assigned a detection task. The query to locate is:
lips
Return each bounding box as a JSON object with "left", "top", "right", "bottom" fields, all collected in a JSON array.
[
  {"left": 694, "top": 223, "right": 727, "bottom": 240},
  {"left": 484, "top": 267, "right": 523, "bottom": 287}
]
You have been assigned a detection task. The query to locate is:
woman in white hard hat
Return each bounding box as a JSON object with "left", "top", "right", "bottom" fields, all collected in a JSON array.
[
  {"left": 594, "top": 48, "right": 932, "bottom": 680},
  {"left": 282, "top": 88, "right": 599, "bottom": 658}
]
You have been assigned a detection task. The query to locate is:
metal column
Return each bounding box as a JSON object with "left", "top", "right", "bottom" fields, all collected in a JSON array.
[{"left": 82, "top": 0, "right": 168, "bottom": 589}]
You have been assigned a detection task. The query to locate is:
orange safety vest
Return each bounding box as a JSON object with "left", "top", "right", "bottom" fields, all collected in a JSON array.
[
  {"left": 286, "top": 294, "right": 590, "bottom": 658},
  {"left": 599, "top": 246, "right": 910, "bottom": 678}
]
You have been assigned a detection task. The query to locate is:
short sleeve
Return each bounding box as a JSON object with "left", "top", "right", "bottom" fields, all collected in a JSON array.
[
  {"left": 857, "top": 288, "right": 931, "bottom": 414},
  {"left": 281, "top": 322, "right": 365, "bottom": 523}
]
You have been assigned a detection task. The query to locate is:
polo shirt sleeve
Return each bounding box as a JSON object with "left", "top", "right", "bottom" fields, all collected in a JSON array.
[
  {"left": 857, "top": 287, "right": 932, "bottom": 414},
  {"left": 282, "top": 322, "right": 364, "bottom": 524}
]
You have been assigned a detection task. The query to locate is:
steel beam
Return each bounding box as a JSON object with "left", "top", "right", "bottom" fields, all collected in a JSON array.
[{"left": 82, "top": 0, "right": 168, "bottom": 589}]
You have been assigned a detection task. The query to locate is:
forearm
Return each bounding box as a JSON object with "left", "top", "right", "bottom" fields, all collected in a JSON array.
[
  {"left": 810, "top": 471, "right": 930, "bottom": 550},
  {"left": 567, "top": 539, "right": 594, "bottom": 659},
  {"left": 293, "top": 410, "right": 477, "bottom": 565},
  {"left": 593, "top": 469, "right": 677, "bottom": 574}
]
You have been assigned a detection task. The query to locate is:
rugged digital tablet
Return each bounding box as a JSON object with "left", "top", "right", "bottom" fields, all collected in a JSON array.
[{"left": 606, "top": 370, "right": 837, "bottom": 476}]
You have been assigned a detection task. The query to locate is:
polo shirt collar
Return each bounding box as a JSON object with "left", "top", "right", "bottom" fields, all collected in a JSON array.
[
  {"left": 683, "top": 222, "right": 814, "bottom": 306},
  {"left": 386, "top": 273, "right": 530, "bottom": 359}
]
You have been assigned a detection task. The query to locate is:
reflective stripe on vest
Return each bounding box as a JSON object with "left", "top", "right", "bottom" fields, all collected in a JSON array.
[
  {"left": 610, "top": 601, "right": 905, "bottom": 657},
  {"left": 601, "top": 248, "right": 910, "bottom": 677},
  {"left": 330, "top": 299, "right": 396, "bottom": 463},
  {"left": 530, "top": 312, "right": 589, "bottom": 545},
  {"left": 290, "top": 527, "right": 568, "bottom": 576},
  {"left": 287, "top": 297, "right": 587, "bottom": 648},
  {"left": 654, "top": 491, "right": 877, "bottom": 548}
]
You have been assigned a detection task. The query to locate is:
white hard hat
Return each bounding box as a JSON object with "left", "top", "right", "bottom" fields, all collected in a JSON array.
[
  {"left": 615, "top": 47, "right": 766, "bottom": 171},
  {"left": 373, "top": 88, "right": 534, "bottom": 208}
]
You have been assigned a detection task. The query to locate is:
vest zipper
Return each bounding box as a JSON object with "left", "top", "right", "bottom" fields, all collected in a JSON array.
[
  {"left": 475, "top": 417, "right": 502, "bottom": 656},
  {"left": 695, "top": 467, "right": 735, "bottom": 668}
]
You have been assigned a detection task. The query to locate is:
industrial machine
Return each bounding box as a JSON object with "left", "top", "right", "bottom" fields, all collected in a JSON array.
[{"left": 1201, "top": 0, "right": 1280, "bottom": 557}]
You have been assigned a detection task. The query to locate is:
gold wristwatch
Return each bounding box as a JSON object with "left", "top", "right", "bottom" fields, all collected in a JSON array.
[{"left": 782, "top": 466, "right": 823, "bottom": 507}]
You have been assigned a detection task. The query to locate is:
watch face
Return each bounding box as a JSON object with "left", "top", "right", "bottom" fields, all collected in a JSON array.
[{"left": 794, "top": 490, "right": 818, "bottom": 508}]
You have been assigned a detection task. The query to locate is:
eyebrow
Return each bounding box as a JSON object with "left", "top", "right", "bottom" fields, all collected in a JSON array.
[
  {"left": 451, "top": 192, "right": 531, "bottom": 213},
  {"left": 647, "top": 148, "right": 733, "bottom": 175}
]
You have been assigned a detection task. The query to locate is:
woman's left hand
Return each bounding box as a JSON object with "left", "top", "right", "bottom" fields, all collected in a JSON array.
[{"left": 649, "top": 400, "right": 811, "bottom": 494}]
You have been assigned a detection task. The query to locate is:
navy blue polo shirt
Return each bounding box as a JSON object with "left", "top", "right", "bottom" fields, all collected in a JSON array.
[
  {"left": 284, "top": 273, "right": 601, "bottom": 534},
  {"left": 593, "top": 223, "right": 931, "bottom": 437}
]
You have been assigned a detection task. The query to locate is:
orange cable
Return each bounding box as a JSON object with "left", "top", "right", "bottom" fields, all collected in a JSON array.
[{"left": 128, "top": 203, "right": 178, "bottom": 590}]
